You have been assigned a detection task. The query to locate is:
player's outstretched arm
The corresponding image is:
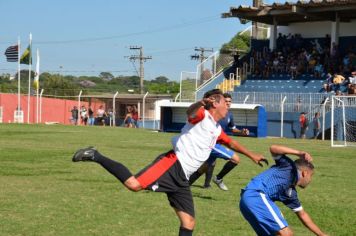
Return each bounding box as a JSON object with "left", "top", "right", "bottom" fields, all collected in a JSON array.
[
  {"left": 228, "top": 139, "right": 268, "bottom": 167},
  {"left": 232, "top": 128, "right": 249, "bottom": 136},
  {"left": 270, "top": 145, "right": 313, "bottom": 162},
  {"left": 296, "top": 209, "right": 328, "bottom": 236}
]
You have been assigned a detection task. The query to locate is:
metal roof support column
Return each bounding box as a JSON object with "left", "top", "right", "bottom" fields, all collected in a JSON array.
[
  {"left": 331, "top": 12, "right": 340, "bottom": 52},
  {"left": 269, "top": 17, "right": 277, "bottom": 51}
]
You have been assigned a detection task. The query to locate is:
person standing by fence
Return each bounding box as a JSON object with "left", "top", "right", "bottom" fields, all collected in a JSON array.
[
  {"left": 70, "top": 106, "right": 79, "bottom": 125},
  {"left": 313, "top": 112, "right": 321, "bottom": 139},
  {"left": 299, "top": 112, "right": 308, "bottom": 139}
]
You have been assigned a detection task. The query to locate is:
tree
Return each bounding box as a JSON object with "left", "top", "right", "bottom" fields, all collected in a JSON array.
[
  {"left": 99, "top": 72, "right": 114, "bottom": 81},
  {"left": 42, "top": 74, "right": 79, "bottom": 96},
  {"left": 152, "top": 76, "right": 169, "bottom": 84},
  {"left": 220, "top": 31, "right": 250, "bottom": 53}
]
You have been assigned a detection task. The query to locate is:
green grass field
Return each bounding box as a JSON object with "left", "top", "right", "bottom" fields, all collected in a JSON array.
[{"left": 0, "top": 124, "right": 355, "bottom": 236}]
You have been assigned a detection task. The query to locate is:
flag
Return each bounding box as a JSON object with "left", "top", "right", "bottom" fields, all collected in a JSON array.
[
  {"left": 34, "top": 49, "right": 40, "bottom": 90},
  {"left": 20, "top": 45, "right": 32, "bottom": 65},
  {"left": 4, "top": 45, "right": 18, "bottom": 62}
]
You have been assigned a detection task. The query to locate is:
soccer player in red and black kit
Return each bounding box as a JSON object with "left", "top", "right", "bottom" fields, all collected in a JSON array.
[{"left": 72, "top": 89, "right": 267, "bottom": 236}]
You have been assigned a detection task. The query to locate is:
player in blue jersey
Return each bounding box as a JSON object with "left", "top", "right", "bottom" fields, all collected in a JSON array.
[
  {"left": 189, "top": 93, "right": 251, "bottom": 190},
  {"left": 240, "top": 145, "right": 328, "bottom": 236}
]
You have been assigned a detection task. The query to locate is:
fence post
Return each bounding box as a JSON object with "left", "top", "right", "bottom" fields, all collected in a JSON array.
[
  {"left": 78, "top": 90, "right": 82, "bottom": 125},
  {"left": 39, "top": 89, "right": 44, "bottom": 123},
  {"left": 142, "top": 92, "right": 149, "bottom": 128},
  {"left": 243, "top": 95, "right": 249, "bottom": 104},
  {"left": 174, "top": 93, "right": 180, "bottom": 102},
  {"left": 322, "top": 97, "right": 329, "bottom": 140},
  {"left": 280, "top": 96, "right": 287, "bottom": 138},
  {"left": 112, "top": 91, "right": 119, "bottom": 127}
]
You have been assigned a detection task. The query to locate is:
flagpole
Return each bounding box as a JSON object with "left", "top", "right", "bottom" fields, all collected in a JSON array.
[
  {"left": 17, "top": 37, "right": 21, "bottom": 118},
  {"left": 36, "top": 49, "right": 40, "bottom": 124},
  {"left": 27, "top": 33, "right": 32, "bottom": 124}
]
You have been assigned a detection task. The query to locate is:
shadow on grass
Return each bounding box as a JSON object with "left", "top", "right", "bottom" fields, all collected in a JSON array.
[
  {"left": 0, "top": 170, "right": 73, "bottom": 176},
  {"left": 60, "top": 177, "right": 116, "bottom": 184}
]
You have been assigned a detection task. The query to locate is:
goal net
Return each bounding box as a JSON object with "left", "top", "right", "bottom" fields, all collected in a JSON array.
[{"left": 331, "top": 95, "right": 356, "bottom": 147}]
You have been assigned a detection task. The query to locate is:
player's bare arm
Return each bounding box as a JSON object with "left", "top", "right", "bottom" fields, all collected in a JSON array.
[
  {"left": 270, "top": 145, "right": 313, "bottom": 162},
  {"left": 296, "top": 209, "right": 328, "bottom": 236},
  {"left": 232, "top": 128, "right": 250, "bottom": 136}
]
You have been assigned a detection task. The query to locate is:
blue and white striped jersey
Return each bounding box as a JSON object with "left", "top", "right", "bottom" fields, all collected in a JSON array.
[
  {"left": 244, "top": 155, "right": 303, "bottom": 212},
  {"left": 218, "top": 111, "right": 237, "bottom": 135}
]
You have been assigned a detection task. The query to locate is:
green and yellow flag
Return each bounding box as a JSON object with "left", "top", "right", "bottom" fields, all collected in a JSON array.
[{"left": 20, "top": 45, "right": 32, "bottom": 65}]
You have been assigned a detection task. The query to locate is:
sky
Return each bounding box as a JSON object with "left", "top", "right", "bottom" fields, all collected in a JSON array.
[{"left": 0, "top": 0, "right": 282, "bottom": 81}]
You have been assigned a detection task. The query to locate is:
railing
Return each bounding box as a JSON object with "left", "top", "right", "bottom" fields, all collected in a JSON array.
[
  {"left": 231, "top": 92, "right": 331, "bottom": 114},
  {"left": 196, "top": 51, "right": 233, "bottom": 90}
]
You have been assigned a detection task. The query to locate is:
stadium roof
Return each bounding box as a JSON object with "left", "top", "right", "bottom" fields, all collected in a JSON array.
[
  {"left": 222, "top": 0, "right": 356, "bottom": 25},
  {"left": 81, "top": 93, "right": 172, "bottom": 100}
]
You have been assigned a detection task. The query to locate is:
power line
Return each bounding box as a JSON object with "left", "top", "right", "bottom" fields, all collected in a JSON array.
[{"left": 0, "top": 15, "right": 221, "bottom": 45}]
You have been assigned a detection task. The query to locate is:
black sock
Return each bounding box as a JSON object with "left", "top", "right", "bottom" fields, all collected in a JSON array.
[
  {"left": 179, "top": 227, "right": 193, "bottom": 236},
  {"left": 94, "top": 151, "right": 133, "bottom": 184},
  {"left": 216, "top": 161, "right": 237, "bottom": 180},
  {"left": 189, "top": 171, "right": 202, "bottom": 185},
  {"left": 204, "top": 164, "right": 215, "bottom": 187}
]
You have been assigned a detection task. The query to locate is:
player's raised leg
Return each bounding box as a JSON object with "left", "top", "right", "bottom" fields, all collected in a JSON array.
[{"left": 72, "top": 146, "right": 142, "bottom": 191}]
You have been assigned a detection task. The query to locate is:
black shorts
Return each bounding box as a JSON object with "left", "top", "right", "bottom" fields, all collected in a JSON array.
[{"left": 135, "top": 151, "right": 194, "bottom": 217}]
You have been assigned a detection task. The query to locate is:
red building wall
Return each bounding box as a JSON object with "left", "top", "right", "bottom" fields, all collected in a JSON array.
[{"left": 0, "top": 93, "right": 104, "bottom": 124}]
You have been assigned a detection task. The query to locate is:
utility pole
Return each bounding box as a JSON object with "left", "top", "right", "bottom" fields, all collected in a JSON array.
[
  {"left": 191, "top": 47, "right": 214, "bottom": 85},
  {"left": 127, "top": 46, "right": 152, "bottom": 94},
  {"left": 190, "top": 47, "right": 213, "bottom": 63}
]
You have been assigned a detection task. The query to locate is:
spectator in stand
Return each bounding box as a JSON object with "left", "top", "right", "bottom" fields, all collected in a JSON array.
[
  {"left": 314, "top": 61, "right": 324, "bottom": 78},
  {"left": 88, "top": 107, "right": 95, "bottom": 126},
  {"left": 272, "top": 57, "right": 279, "bottom": 74},
  {"left": 323, "top": 73, "right": 334, "bottom": 92},
  {"left": 299, "top": 112, "right": 308, "bottom": 139},
  {"left": 70, "top": 106, "right": 79, "bottom": 125},
  {"left": 290, "top": 61, "right": 298, "bottom": 79},
  {"left": 333, "top": 73, "right": 346, "bottom": 92},
  {"left": 80, "top": 105, "right": 88, "bottom": 125},
  {"left": 348, "top": 71, "right": 356, "bottom": 94},
  {"left": 313, "top": 112, "right": 321, "bottom": 139},
  {"left": 96, "top": 105, "right": 106, "bottom": 126},
  {"left": 308, "top": 56, "right": 317, "bottom": 75}
]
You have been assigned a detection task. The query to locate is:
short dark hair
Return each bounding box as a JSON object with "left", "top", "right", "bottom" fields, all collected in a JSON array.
[
  {"left": 203, "top": 89, "right": 223, "bottom": 98},
  {"left": 203, "top": 89, "right": 223, "bottom": 109},
  {"left": 295, "top": 159, "right": 314, "bottom": 171},
  {"left": 223, "top": 93, "right": 232, "bottom": 99}
]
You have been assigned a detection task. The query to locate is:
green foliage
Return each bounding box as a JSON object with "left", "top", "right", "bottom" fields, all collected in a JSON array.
[
  {"left": 0, "top": 124, "right": 354, "bottom": 236},
  {"left": 0, "top": 72, "right": 179, "bottom": 96},
  {"left": 145, "top": 76, "right": 179, "bottom": 94},
  {"left": 221, "top": 32, "right": 250, "bottom": 53},
  {"left": 99, "top": 72, "right": 114, "bottom": 81},
  {"left": 42, "top": 73, "right": 79, "bottom": 96}
]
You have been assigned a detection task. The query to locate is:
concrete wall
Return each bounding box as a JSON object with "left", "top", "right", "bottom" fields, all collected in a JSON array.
[
  {"left": 277, "top": 20, "right": 356, "bottom": 38},
  {"left": 0, "top": 93, "right": 104, "bottom": 124}
]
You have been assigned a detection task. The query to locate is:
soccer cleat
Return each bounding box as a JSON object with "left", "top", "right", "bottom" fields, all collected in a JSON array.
[
  {"left": 212, "top": 176, "right": 228, "bottom": 191},
  {"left": 72, "top": 146, "right": 96, "bottom": 162},
  {"left": 203, "top": 184, "right": 211, "bottom": 189}
]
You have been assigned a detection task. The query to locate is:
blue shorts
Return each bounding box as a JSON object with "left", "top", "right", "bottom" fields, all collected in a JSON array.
[
  {"left": 206, "top": 144, "right": 234, "bottom": 164},
  {"left": 239, "top": 189, "right": 288, "bottom": 236}
]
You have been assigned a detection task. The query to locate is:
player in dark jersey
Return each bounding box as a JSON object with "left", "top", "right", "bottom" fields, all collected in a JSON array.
[{"left": 240, "top": 145, "right": 328, "bottom": 236}]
